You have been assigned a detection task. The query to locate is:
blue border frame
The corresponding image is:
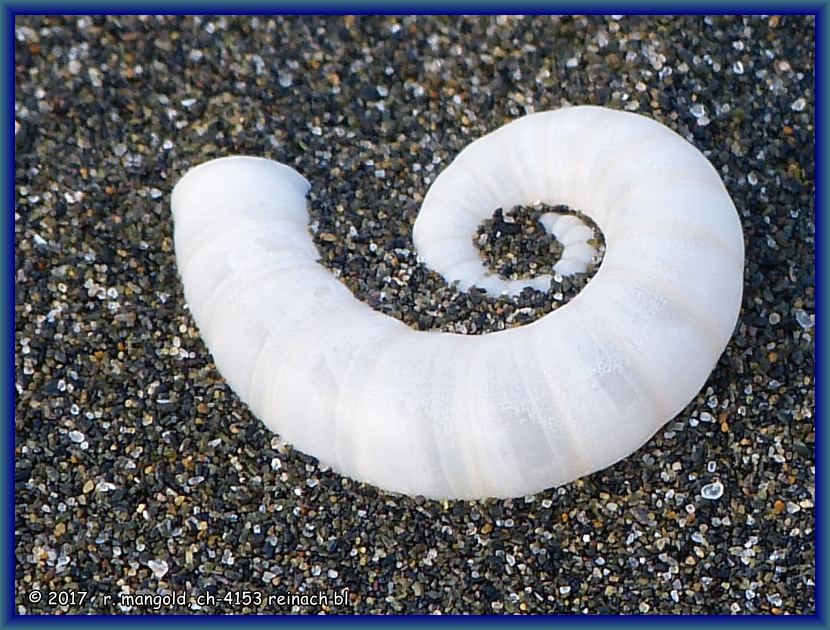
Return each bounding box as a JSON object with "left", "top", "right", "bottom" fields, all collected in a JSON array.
[
  {"left": 4, "top": 1, "right": 14, "bottom": 626},
  {"left": 0, "top": 2, "right": 827, "bottom": 13},
  {"left": 815, "top": 1, "right": 826, "bottom": 625},
  {"left": 3, "top": 3, "right": 825, "bottom": 626}
]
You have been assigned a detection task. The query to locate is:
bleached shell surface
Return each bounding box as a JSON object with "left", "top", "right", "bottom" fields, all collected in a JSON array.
[{"left": 171, "top": 106, "right": 744, "bottom": 500}]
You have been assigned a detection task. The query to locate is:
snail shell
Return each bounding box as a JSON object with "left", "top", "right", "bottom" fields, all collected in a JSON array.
[{"left": 171, "top": 106, "right": 744, "bottom": 500}]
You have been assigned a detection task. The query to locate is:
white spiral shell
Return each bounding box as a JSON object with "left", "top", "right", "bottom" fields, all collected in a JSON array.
[{"left": 171, "top": 106, "right": 744, "bottom": 500}]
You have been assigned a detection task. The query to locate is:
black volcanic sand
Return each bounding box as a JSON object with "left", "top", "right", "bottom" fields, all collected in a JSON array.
[{"left": 15, "top": 15, "right": 814, "bottom": 614}]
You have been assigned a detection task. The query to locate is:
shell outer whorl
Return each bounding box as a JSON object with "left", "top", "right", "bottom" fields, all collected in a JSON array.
[{"left": 171, "top": 105, "right": 745, "bottom": 500}]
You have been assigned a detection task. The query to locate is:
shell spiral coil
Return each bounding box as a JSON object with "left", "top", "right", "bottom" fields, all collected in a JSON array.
[{"left": 171, "top": 106, "right": 744, "bottom": 499}]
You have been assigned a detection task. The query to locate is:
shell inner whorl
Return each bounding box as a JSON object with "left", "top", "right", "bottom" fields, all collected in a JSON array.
[{"left": 471, "top": 203, "right": 604, "bottom": 296}]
